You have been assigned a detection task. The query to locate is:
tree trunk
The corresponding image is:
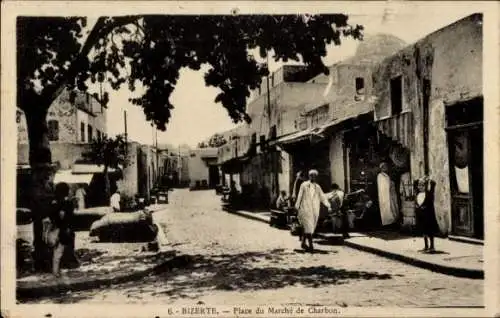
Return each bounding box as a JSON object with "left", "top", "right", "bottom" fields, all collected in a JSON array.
[
  {"left": 25, "top": 108, "right": 55, "bottom": 272},
  {"left": 104, "top": 165, "right": 111, "bottom": 205}
]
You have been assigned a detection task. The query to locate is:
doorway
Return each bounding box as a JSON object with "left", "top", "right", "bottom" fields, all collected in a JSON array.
[
  {"left": 446, "top": 98, "right": 483, "bottom": 239},
  {"left": 208, "top": 165, "right": 219, "bottom": 189}
]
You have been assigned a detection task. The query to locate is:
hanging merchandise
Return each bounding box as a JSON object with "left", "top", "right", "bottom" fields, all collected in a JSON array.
[{"left": 390, "top": 144, "right": 410, "bottom": 171}]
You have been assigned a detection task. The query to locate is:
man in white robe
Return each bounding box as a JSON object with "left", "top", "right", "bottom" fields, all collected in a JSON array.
[
  {"left": 377, "top": 162, "right": 399, "bottom": 226},
  {"left": 295, "top": 170, "right": 331, "bottom": 252}
]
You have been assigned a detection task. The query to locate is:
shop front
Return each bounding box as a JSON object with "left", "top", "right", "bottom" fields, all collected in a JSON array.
[
  {"left": 271, "top": 128, "right": 331, "bottom": 195},
  {"left": 445, "top": 97, "right": 483, "bottom": 240},
  {"left": 375, "top": 111, "right": 415, "bottom": 231}
]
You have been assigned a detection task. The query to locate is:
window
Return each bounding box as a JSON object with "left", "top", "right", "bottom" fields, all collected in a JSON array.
[
  {"left": 47, "top": 120, "right": 59, "bottom": 141},
  {"left": 87, "top": 124, "right": 93, "bottom": 142},
  {"left": 96, "top": 129, "right": 101, "bottom": 140},
  {"left": 355, "top": 77, "right": 365, "bottom": 96},
  {"left": 390, "top": 76, "right": 403, "bottom": 115},
  {"left": 80, "top": 122, "right": 85, "bottom": 142},
  {"left": 311, "top": 104, "right": 329, "bottom": 127}
]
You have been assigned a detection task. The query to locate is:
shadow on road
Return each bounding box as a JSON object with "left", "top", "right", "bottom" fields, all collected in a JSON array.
[
  {"left": 150, "top": 249, "right": 393, "bottom": 300},
  {"left": 30, "top": 249, "right": 393, "bottom": 303}
]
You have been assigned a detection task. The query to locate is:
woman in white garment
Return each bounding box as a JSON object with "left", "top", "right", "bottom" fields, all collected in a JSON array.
[
  {"left": 376, "top": 162, "right": 400, "bottom": 227},
  {"left": 294, "top": 170, "right": 332, "bottom": 253},
  {"left": 74, "top": 185, "right": 86, "bottom": 210}
]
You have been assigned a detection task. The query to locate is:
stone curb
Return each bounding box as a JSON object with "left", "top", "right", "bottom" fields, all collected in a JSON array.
[
  {"left": 227, "top": 209, "right": 270, "bottom": 224},
  {"left": 16, "top": 253, "right": 179, "bottom": 300},
  {"left": 228, "top": 208, "right": 484, "bottom": 280},
  {"left": 339, "top": 239, "right": 484, "bottom": 280}
]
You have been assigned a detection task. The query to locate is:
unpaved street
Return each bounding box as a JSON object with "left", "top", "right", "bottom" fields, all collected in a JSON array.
[{"left": 27, "top": 189, "right": 483, "bottom": 307}]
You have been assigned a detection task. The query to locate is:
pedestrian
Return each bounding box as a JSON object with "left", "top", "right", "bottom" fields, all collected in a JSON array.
[
  {"left": 110, "top": 189, "right": 121, "bottom": 212},
  {"left": 291, "top": 170, "right": 307, "bottom": 204},
  {"left": 414, "top": 176, "right": 439, "bottom": 253},
  {"left": 74, "top": 184, "right": 86, "bottom": 210},
  {"left": 376, "top": 162, "right": 400, "bottom": 228},
  {"left": 326, "top": 183, "right": 350, "bottom": 238},
  {"left": 276, "top": 190, "right": 289, "bottom": 211},
  {"left": 294, "top": 169, "right": 332, "bottom": 253},
  {"left": 49, "top": 182, "right": 78, "bottom": 276}
]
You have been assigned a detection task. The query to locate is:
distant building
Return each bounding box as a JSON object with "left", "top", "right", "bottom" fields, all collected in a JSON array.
[{"left": 188, "top": 147, "right": 219, "bottom": 189}]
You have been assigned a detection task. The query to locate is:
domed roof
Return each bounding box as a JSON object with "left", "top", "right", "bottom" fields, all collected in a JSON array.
[{"left": 354, "top": 33, "right": 407, "bottom": 60}]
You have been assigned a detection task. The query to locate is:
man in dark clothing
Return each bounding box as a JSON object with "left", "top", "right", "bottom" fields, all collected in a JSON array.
[{"left": 49, "top": 182, "right": 79, "bottom": 276}]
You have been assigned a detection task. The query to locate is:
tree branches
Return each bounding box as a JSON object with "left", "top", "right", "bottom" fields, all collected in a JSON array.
[{"left": 18, "top": 14, "right": 363, "bottom": 129}]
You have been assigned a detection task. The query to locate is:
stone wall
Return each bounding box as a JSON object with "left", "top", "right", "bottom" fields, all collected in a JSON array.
[
  {"left": 116, "top": 142, "right": 139, "bottom": 199},
  {"left": 17, "top": 142, "right": 91, "bottom": 170}
]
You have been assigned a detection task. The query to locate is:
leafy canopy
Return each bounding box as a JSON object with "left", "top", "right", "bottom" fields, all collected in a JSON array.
[
  {"left": 17, "top": 15, "right": 363, "bottom": 129},
  {"left": 198, "top": 133, "right": 228, "bottom": 148},
  {"left": 83, "top": 134, "right": 128, "bottom": 170}
]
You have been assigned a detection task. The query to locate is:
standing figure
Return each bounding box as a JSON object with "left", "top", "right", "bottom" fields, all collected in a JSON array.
[
  {"left": 49, "top": 182, "right": 78, "bottom": 276},
  {"left": 326, "top": 183, "right": 349, "bottom": 238},
  {"left": 74, "top": 185, "right": 86, "bottom": 210},
  {"left": 291, "top": 170, "right": 307, "bottom": 204},
  {"left": 376, "top": 162, "right": 400, "bottom": 227},
  {"left": 110, "top": 189, "right": 121, "bottom": 212},
  {"left": 294, "top": 170, "right": 332, "bottom": 253},
  {"left": 414, "top": 177, "right": 439, "bottom": 253}
]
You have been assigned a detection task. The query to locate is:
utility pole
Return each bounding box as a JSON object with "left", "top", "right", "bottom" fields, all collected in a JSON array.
[
  {"left": 266, "top": 54, "right": 278, "bottom": 202},
  {"left": 155, "top": 126, "right": 159, "bottom": 182},
  {"left": 124, "top": 110, "right": 128, "bottom": 154},
  {"left": 178, "top": 145, "right": 181, "bottom": 187}
]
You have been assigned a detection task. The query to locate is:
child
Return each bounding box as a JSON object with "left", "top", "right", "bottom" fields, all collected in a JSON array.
[{"left": 414, "top": 177, "right": 439, "bottom": 253}]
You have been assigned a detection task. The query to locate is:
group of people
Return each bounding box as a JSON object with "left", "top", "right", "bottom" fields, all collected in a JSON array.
[
  {"left": 42, "top": 183, "right": 126, "bottom": 276},
  {"left": 278, "top": 163, "right": 439, "bottom": 254}
]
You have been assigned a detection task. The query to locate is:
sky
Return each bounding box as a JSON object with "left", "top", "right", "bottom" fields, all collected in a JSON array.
[{"left": 102, "top": 4, "right": 480, "bottom": 148}]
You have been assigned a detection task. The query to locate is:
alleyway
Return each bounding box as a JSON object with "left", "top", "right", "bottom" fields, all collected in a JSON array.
[{"left": 27, "top": 189, "right": 482, "bottom": 307}]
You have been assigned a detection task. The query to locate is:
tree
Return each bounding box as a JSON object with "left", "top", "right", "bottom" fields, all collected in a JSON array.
[
  {"left": 17, "top": 14, "right": 363, "bottom": 270},
  {"left": 207, "top": 133, "right": 228, "bottom": 148},
  {"left": 83, "top": 134, "right": 128, "bottom": 203}
]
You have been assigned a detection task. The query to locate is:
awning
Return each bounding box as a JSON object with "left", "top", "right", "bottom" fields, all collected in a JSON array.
[
  {"left": 72, "top": 164, "right": 117, "bottom": 174},
  {"left": 54, "top": 170, "right": 94, "bottom": 185},
  {"left": 271, "top": 100, "right": 375, "bottom": 148},
  {"left": 220, "top": 155, "right": 250, "bottom": 174},
  {"left": 375, "top": 112, "right": 414, "bottom": 149},
  {"left": 269, "top": 127, "right": 324, "bottom": 147},
  {"left": 316, "top": 104, "right": 374, "bottom": 135}
]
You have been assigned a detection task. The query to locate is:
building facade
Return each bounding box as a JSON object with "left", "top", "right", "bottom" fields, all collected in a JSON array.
[
  {"left": 17, "top": 89, "right": 108, "bottom": 169},
  {"left": 372, "top": 13, "right": 483, "bottom": 239},
  {"left": 272, "top": 34, "right": 406, "bottom": 200}
]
